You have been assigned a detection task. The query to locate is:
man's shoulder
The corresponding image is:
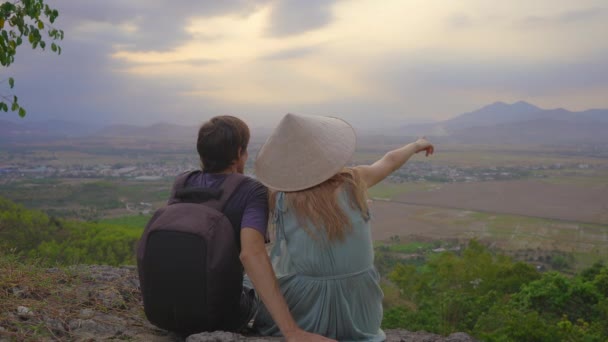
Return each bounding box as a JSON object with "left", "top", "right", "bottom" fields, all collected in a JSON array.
[
  {"left": 239, "top": 175, "right": 265, "bottom": 187},
  {"left": 237, "top": 175, "right": 268, "bottom": 195},
  {"left": 176, "top": 171, "right": 267, "bottom": 194}
]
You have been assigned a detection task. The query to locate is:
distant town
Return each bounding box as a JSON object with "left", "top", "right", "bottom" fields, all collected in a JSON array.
[{"left": 0, "top": 158, "right": 596, "bottom": 184}]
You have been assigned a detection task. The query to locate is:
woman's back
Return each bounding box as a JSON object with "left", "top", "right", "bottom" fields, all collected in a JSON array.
[
  {"left": 254, "top": 187, "right": 385, "bottom": 342},
  {"left": 275, "top": 189, "right": 375, "bottom": 277}
]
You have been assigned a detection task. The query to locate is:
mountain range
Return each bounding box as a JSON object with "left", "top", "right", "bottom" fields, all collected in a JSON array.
[
  {"left": 1, "top": 101, "right": 607, "bottom": 145},
  {"left": 397, "top": 101, "right": 608, "bottom": 144}
]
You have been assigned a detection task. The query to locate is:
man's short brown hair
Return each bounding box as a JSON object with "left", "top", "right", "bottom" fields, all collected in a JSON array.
[{"left": 196, "top": 116, "right": 250, "bottom": 173}]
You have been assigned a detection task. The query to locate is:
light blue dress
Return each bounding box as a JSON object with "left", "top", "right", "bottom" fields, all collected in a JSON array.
[{"left": 253, "top": 189, "right": 386, "bottom": 342}]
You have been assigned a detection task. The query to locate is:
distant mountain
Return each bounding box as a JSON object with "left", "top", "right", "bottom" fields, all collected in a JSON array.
[
  {"left": 446, "top": 101, "right": 608, "bottom": 128},
  {"left": 0, "top": 119, "right": 100, "bottom": 143},
  {"left": 3, "top": 102, "right": 608, "bottom": 146},
  {"left": 577, "top": 109, "right": 608, "bottom": 123},
  {"left": 445, "top": 101, "right": 542, "bottom": 129},
  {"left": 397, "top": 101, "right": 608, "bottom": 144},
  {"left": 95, "top": 122, "right": 197, "bottom": 142},
  {"left": 22, "top": 120, "right": 101, "bottom": 137},
  {"left": 450, "top": 119, "right": 608, "bottom": 145}
]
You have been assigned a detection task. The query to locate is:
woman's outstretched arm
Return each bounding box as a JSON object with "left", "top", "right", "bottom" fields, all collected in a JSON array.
[{"left": 355, "top": 138, "right": 434, "bottom": 188}]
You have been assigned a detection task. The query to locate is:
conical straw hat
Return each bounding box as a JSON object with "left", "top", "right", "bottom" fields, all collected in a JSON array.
[{"left": 255, "top": 113, "right": 356, "bottom": 192}]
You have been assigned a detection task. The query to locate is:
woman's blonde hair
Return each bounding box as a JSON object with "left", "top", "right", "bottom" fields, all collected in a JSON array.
[{"left": 269, "top": 167, "right": 369, "bottom": 241}]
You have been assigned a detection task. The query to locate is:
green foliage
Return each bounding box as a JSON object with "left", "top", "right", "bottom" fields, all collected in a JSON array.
[
  {"left": 515, "top": 272, "right": 601, "bottom": 321},
  {"left": 0, "top": 0, "right": 63, "bottom": 117},
  {"left": 388, "top": 241, "right": 433, "bottom": 253},
  {"left": 98, "top": 214, "right": 152, "bottom": 229},
  {"left": 550, "top": 253, "right": 574, "bottom": 270},
  {"left": 0, "top": 196, "right": 140, "bottom": 266},
  {"left": 0, "top": 179, "right": 169, "bottom": 220},
  {"left": 475, "top": 306, "right": 560, "bottom": 342},
  {"left": 384, "top": 239, "right": 608, "bottom": 340}
]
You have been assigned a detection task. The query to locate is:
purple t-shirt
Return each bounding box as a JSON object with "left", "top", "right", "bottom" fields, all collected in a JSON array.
[{"left": 185, "top": 171, "right": 269, "bottom": 239}]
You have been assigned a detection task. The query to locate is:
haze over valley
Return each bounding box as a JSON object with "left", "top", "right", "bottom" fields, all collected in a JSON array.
[{"left": 2, "top": 100, "right": 607, "bottom": 272}]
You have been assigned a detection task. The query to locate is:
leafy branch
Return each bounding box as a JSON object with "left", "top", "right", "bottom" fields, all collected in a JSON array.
[{"left": 0, "top": 0, "right": 63, "bottom": 117}]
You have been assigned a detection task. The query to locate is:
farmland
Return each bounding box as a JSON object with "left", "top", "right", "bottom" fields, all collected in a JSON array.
[{"left": 1, "top": 138, "right": 607, "bottom": 270}]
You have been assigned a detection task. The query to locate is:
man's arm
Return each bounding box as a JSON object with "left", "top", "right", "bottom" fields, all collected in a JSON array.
[
  {"left": 240, "top": 228, "right": 335, "bottom": 342},
  {"left": 355, "top": 137, "right": 434, "bottom": 188}
]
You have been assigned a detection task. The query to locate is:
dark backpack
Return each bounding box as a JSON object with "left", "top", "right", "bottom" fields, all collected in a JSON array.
[{"left": 136, "top": 171, "right": 246, "bottom": 335}]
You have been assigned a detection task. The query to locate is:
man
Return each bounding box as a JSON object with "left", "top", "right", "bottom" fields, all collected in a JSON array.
[{"left": 138, "top": 116, "right": 333, "bottom": 341}]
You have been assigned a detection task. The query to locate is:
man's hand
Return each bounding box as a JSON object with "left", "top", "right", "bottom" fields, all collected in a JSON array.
[
  {"left": 414, "top": 137, "right": 434, "bottom": 157},
  {"left": 285, "top": 329, "right": 337, "bottom": 342}
]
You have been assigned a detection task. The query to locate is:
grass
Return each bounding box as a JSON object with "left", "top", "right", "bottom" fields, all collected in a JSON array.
[
  {"left": 0, "top": 252, "right": 152, "bottom": 341},
  {"left": 0, "top": 253, "right": 78, "bottom": 340},
  {"left": 454, "top": 211, "right": 608, "bottom": 271},
  {"left": 388, "top": 242, "right": 434, "bottom": 253},
  {"left": 0, "top": 179, "right": 171, "bottom": 218},
  {"left": 98, "top": 215, "right": 152, "bottom": 229},
  {"left": 373, "top": 204, "right": 608, "bottom": 272}
]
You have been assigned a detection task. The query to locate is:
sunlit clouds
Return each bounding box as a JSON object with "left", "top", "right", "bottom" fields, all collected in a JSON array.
[{"left": 8, "top": 0, "right": 608, "bottom": 127}]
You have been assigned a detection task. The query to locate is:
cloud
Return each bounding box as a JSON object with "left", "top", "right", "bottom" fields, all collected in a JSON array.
[
  {"left": 445, "top": 13, "right": 473, "bottom": 29},
  {"left": 5, "top": 0, "right": 608, "bottom": 128},
  {"left": 55, "top": 0, "right": 269, "bottom": 52},
  {"left": 374, "top": 50, "right": 608, "bottom": 94},
  {"left": 266, "top": 0, "right": 338, "bottom": 37},
  {"left": 259, "top": 46, "right": 319, "bottom": 60},
  {"left": 521, "top": 7, "right": 608, "bottom": 27}
]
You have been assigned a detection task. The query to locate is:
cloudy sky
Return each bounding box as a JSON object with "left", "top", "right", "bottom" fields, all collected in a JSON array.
[{"left": 5, "top": 0, "right": 608, "bottom": 129}]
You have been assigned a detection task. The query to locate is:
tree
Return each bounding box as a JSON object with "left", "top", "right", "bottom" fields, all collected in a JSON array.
[{"left": 0, "top": 0, "right": 63, "bottom": 117}]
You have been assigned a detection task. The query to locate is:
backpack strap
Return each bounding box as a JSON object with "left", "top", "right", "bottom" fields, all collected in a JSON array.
[
  {"left": 168, "top": 170, "right": 196, "bottom": 204},
  {"left": 169, "top": 171, "right": 246, "bottom": 211},
  {"left": 203, "top": 173, "right": 246, "bottom": 212},
  {"left": 167, "top": 172, "right": 247, "bottom": 250}
]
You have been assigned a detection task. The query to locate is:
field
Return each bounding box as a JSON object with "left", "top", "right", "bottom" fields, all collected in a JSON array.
[
  {"left": 390, "top": 179, "right": 608, "bottom": 224},
  {"left": 0, "top": 178, "right": 171, "bottom": 219},
  {"left": 2, "top": 139, "right": 607, "bottom": 270},
  {"left": 361, "top": 143, "right": 608, "bottom": 270},
  {"left": 367, "top": 182, "right": 438, "bottom": 199}
]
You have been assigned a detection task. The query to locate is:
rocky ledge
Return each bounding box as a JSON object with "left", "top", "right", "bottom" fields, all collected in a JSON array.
[{"left": 0, "top": 265, "right": 476, "bottom": 341}]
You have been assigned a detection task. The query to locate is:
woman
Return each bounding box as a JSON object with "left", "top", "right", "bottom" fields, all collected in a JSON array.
[{"left": 253, "top": 114, "right": 434, "bottom": 341}]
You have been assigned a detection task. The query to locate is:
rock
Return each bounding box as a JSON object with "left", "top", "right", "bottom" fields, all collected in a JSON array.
[
  {"left": 130, "top": 276, "right": 141, "bottom": 288},
  {"left": 186, "top": 331, "right": 279, "bottom": 342},
  {"left": 79, "top": 308, "right": 95, "bottom": 319},
  {"left": 446, "top": 332, "right": 477, "bottom": 342},
  {"left": 186, "top": 331, "right": 242, "bottom": 342},
  {"left": 1, "top": 265, "right": 477, "bottom": 342},
  {"left": 384, "top": 330, "right": 478, "bottom": 342},
  {"left": 68, "top": 314, "right": 126, "bottom": 339},
  {"left": 11, "top": 286, "right": 27, "bottom": 298},
  {"left": 184, "top": 330, "right": 477, "bottom": 342},
  {"left": 16, "top": 306, "right": 33, "bottom": 319},
  {"left": 44, "top": 317, "right": 66, "bottom": 335},
  {"left": 92, "top": 286, "right": 126, "bottom": 308},
  {"left": 0, "top": 328, "right": 10, "bottom": 342}
]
